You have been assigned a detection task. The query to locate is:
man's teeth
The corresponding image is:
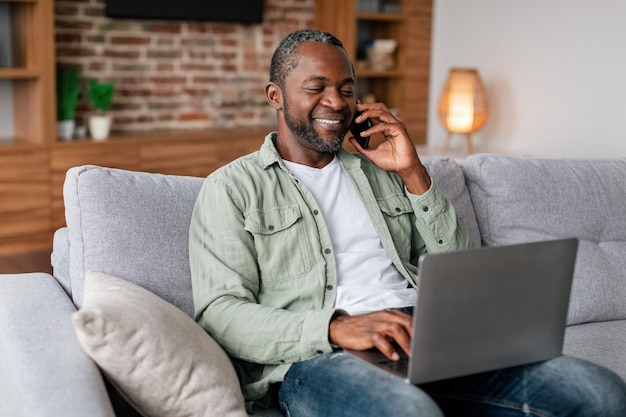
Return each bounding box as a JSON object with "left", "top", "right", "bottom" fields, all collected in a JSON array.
[{"left": 316, "top": 119, "right": 341, "bottom": 124}]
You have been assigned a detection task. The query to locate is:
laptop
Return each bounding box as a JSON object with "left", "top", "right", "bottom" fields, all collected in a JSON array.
[{"left": 346, "top": 238, "right": 578, "bottom": 384}]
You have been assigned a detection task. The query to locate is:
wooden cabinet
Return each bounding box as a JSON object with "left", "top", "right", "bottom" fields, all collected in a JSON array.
[
  {"left": 0, "top": 0, "right": 54, "bottom": 254},
  {"left": 0, "top": 148, "right": 51, "bottom": 253},
  {"left": 314, "top": 0, "right": 432, "bottom": 145}
]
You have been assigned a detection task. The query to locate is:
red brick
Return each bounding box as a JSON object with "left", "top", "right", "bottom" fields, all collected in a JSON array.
[
  {"left": 55, "top": 33, "right": 82, "bottom": 44},
  {"left": 179, "top": 113, "right": 210, "bottom": 121},
  {"left": 103, "top": 49, "right": 142, "bottom": 59},
  {"left": 56, "top": 47, "right": 96, "bottom": 58},
  {"left": 55, "top": 19, "right": 94, "bottom": 30},
  {"left": 54, "top": 5, "right": 79, "bottom": 16}
]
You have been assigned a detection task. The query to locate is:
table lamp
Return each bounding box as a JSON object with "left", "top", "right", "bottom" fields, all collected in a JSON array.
[{"left": 438, "top": 68, "right": 488, "bottom": 154}]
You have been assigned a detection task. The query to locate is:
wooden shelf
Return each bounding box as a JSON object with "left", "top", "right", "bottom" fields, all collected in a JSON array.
[
  {"left": 54, "top": 125, "right": 275, "bottom": 148},
  {"left": 0, "top": 68, "right": 40, "bottom": 78}
]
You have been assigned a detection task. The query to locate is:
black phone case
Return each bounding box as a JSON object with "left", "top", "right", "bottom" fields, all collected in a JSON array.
[{"left": 350, "top": 112, "right": 372, "bottom": 149}]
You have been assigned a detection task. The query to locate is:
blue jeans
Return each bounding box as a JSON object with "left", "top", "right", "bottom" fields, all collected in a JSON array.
[{"left": 278, "top": 352, "right": 626, "bottom": 417}]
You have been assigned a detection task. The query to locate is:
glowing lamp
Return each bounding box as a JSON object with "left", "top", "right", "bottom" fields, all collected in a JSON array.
[{"left": 438, "top": 68, "right": 488, "bottom": 154}]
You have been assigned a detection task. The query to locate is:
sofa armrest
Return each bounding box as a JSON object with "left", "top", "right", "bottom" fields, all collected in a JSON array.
[{"left": 0, "top": 273, "right": 115, "bottom": 417}]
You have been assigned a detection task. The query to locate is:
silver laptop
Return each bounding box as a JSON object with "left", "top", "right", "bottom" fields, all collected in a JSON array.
[{"left": 346, "top": 238, "right": 578, "bottom": 384}]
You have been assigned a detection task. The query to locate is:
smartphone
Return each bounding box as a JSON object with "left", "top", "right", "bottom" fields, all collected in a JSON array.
[{"left": 350, "top": 111, "right": 372, "bottom": 149}]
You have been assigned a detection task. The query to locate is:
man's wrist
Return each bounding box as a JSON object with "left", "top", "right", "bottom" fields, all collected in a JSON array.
[
  {"left": 397, "top": 164, "right": 431, "bottom": 195},
  {"left": 328, "top": 310, "right": 349, "bottom": 345}
]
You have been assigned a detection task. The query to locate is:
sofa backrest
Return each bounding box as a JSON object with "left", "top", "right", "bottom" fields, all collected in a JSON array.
[
  {"left": 64, "top": 165, "right": 203, "bottom": 316},
  {"left": 463, "top": 154, "right": 626, "bottom": 326},
  {"left": 62, "top": 158, "right": 477, "bottom": 317}
]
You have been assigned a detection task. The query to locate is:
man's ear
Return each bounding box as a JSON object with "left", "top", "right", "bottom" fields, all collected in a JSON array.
[{"left": 265, "top": 82, "right": 283, "bottom": 110}]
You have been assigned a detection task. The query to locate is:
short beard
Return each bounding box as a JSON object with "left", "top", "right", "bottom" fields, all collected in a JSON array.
[{"left": 283, "top": 100, "right": 345, "bottom": 153}]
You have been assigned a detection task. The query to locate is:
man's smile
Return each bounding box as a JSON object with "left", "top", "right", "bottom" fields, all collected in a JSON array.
[{"left": 313, "top": 116, "right": 349, "bottom": 131}]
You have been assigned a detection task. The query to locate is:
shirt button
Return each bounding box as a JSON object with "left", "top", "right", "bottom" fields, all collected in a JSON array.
[
  {"left": 313, "top": 209, "right": 319, "bottom": 215},
  {"left": 324, "top": 248, "right": 331, "bottom": 255},
  {"left": 268, "top": 225, "right": 274, "bottom": 231},
  {"left": 438, "top": 239, "right": 444, "bottom": 244},
  {"left": 316, "top": 350, "right": 324, "bottom": 355},
  {"left": 422, "top": 206, "right": 429, "bottom": 212},
  {"left": 326, "top": 285, "right": 333, "bottom": 291},
  {"left": 395, "top": 207, "right": 401, "bottom": 212}
]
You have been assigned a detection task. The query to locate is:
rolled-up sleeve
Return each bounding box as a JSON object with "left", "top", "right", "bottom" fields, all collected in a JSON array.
[{"left": 406, "top": 182, "right": 474, "bottom": 256}]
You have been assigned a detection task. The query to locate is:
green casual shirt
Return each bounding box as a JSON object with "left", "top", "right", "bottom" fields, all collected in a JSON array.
[{"left": 189, "top": 132, "right": 472, "bottom": 411}]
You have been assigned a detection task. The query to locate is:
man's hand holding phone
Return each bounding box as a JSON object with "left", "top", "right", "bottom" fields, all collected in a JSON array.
[{"left": 348, "top": 102, "right": 432, "bottom": 195}]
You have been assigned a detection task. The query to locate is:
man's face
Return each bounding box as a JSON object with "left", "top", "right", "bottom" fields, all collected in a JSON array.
[{"left": 281, "top": 42, "right": 357, "bottom": 153}]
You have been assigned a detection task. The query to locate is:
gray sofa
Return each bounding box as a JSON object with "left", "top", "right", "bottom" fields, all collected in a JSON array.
[{"left": 1, "top": 154, "right": 625, "bottom": 416}]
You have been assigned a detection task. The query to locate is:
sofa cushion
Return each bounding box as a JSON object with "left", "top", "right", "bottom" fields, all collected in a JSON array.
[
  {"left": 63, "top": 165, "right": 204, "bottom": 316},
  {"left": 564, "top": 320, "right": 626, "bottom": 382},
  {"left": 463, "top": 154, "right": 626, "bottom": 325},
  {"left": 0, "top": 273, "right": 114, "bottom": 417},
  {"left": 72, "top": 271, "right": 247, "bottom": 417},
  {"left": 422, "top": 157, "right": 481, "bottom": 248}
]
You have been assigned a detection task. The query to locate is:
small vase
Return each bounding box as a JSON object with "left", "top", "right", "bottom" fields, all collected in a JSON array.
[
  {"left": 57, "top": 120, "right": 75, "bottom": 141},
  {"left": 89, "top": 114, "right": 112, "bottom": 141}
]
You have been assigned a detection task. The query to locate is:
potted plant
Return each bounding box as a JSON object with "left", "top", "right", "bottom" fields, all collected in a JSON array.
[
  {"left": 56, "top": 66, "right": 80, "bottom": 140},
  {"left": 87, "top": 79, "right": 115, "bottom": 141}
]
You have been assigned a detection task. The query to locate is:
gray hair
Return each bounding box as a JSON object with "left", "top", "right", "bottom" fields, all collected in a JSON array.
[{"left": 269, "top": 29, "right": 349, "bottom": 89}]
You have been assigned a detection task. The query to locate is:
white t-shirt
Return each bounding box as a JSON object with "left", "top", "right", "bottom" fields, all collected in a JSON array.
[{"left": 283, "top": 156, "right": 416, "bottom": 315}]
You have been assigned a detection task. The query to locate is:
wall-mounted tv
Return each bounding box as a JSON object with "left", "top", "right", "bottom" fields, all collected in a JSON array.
[{"left": 105, "top": 0, "right": 264, "bottom": 23}]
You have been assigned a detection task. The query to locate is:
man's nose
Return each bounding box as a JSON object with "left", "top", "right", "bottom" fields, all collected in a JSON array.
[{"left": 321, "top": 89, "right": 347, "bottom": 110}]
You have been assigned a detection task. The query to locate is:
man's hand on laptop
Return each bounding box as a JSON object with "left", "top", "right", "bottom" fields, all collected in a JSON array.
[{"left": 329, "top": 310, "right": 412, "bottom": 361}]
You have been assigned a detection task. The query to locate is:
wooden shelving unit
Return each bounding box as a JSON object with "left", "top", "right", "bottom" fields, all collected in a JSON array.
[
  {"left": 0, "top": 0, "right": 55, "bottom": 254},
  {"left": 314, "top": 0, "right": 433, "bottom": 146}
]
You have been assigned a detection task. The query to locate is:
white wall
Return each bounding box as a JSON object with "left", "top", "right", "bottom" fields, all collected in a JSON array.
[{"left": 428, "top": 0, "right": 626, "bottom": 158}]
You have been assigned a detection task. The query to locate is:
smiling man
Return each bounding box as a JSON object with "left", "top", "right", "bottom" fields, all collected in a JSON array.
[{"left": 189, "top": 29, "right": 626, "bottom": 417}]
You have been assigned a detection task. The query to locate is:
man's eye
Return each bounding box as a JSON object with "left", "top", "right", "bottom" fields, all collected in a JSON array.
[
  {"left": 341, "top": 90, "right": 354, "bottom": 96},
  {"left": 306, "top": 87, "right": 324, "bottom": 93}
]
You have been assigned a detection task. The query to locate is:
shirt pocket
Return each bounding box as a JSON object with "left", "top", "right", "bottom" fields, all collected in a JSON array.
[
  {"left": 244, "top": 205, "right": 312, "bottom": 282},
  {"left": 377, "top": 194, "right": 414, "bottom": 261}
]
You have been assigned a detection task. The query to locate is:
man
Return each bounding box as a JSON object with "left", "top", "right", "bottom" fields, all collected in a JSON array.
[{"left": 190, "top": 29, "right": 626, "bottom": 416}]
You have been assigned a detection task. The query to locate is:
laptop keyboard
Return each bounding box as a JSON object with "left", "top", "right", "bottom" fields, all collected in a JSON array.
[{"left": 378, "top": 356, "right": 409, "bottom": 373}]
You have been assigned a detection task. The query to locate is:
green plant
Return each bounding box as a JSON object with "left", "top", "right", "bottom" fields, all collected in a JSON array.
[
  {"left": 88, "top": 79, "right": 115, "bottom": 114},
  {"left": 56, "top": 66, "right": 80, "bottom": 121}
]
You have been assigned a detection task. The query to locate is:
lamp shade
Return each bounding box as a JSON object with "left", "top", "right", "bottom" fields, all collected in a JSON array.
[{"left": 438, "top": 68, "right": 488, "bottom": 134}]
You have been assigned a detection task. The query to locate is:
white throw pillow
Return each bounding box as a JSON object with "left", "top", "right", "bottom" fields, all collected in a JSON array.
[{"left": 72, "top": 270, "right": 247, "bottom": 417}]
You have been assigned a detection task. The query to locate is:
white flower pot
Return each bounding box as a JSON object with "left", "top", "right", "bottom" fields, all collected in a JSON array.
[
  {"left": 89, "top": 114, "right": 112, "bottom": 141},
  {"left": 57, "top": 120, "right": 75, "bottom": 141}
]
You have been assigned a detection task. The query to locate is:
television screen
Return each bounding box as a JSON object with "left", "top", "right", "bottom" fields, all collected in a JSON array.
[{"left": 105, "top": 0, "right": 264, "bottom": 23}]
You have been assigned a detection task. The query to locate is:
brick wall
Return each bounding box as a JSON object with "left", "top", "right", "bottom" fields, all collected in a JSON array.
[{"left": 55, "top": 0, "right": 314, "bottom": 133}]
